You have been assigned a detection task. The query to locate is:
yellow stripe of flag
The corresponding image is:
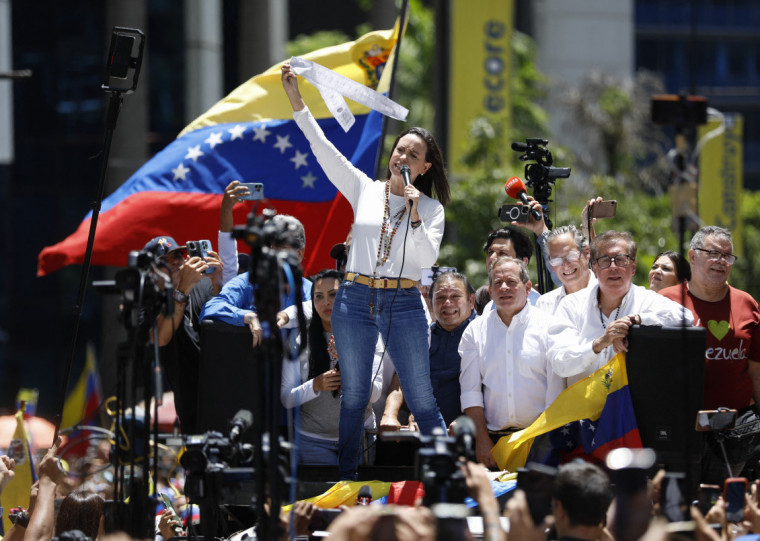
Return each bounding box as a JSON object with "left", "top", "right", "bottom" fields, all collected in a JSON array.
[{"left": 492, "top": 353, "right": 629, "bottom": 472}]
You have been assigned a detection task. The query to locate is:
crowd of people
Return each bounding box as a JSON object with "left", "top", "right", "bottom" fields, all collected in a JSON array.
[{"left": 2, "top": 64, "right": 760, "bottom": 540}]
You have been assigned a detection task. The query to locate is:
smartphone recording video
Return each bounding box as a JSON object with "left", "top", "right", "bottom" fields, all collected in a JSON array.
[
  {"left": 589, "top": 200, "right": 617, "bottom": 219},
  {"left": 724, "top": 477, "right": 748, "bottom": 523},
  {"left": 238, "top": 182, "right": 264, "bottom": 201},
  {"left": 695, "top": 408, "right": 737, "bottom": 432},
  {"left": 499, "top": 204, "right": 529, "bottom": 223},
  {"left": 186, "top": 239, "right": 214, "bottom": 274}
]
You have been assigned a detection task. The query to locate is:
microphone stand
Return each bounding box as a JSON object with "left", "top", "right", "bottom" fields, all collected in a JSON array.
[{"left": 54, "top": 28, "right": 145, "bottom": 442}]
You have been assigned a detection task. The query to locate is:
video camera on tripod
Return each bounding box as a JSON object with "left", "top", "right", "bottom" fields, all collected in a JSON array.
[
  {"left": 180, "top": 410, "right": 260, "bottom": 538},
  {"left": 507, "top": 138, "right": 571, "bottom": 229},
  {"left": 93, "top": 248, "right": 175, "bottom": 328}
]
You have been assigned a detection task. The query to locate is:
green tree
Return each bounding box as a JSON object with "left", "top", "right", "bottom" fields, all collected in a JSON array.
[
  {"left": 729, "top": 190, "right": 760, "bottom": 300},
  {"left": 440, "top": 31, "right": 552, "bottom": 287}
]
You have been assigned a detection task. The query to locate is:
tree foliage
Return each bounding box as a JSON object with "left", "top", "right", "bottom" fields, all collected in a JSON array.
[{"left": 285, "top": 4, "right": 759, "bottom": 302}]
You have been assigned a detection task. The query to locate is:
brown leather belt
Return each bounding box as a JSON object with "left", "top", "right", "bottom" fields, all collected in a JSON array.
[{"left": 345, "top": 272, "right": 416, "bottom": 289}]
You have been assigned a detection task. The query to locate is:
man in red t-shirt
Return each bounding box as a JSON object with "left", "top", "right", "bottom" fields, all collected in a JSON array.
[{"left": 660, "top": 225, "right": 760, "bottom": 483}]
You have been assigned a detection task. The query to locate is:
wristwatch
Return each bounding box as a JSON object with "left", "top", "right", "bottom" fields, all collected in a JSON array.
[
  {"left": 173, "top": 289, "right": 189, "bottom": 304},
  {"left": 12, "top": 509, "right": 30, "bottom": 528}
]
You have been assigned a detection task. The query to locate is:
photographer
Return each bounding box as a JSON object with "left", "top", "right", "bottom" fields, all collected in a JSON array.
[{"left": 143, "top": 236, "right": 223, "bottom": 434}]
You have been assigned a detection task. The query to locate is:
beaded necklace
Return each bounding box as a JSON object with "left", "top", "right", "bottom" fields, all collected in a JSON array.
[
  {"left": 375, "top": 180, "right": 408, "bottom": 269},
  {"left": 597, "top": 289, "right": 621, "bottom": 328}
]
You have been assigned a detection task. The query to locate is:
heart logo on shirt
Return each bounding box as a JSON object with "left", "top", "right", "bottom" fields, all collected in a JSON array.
[{"left": 708, "top": 320, "right": 730, "bottom": 341}]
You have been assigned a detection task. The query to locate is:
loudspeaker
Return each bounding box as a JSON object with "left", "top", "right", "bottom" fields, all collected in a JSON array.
[
  {"left": 197, "top": 319, "right": 262, "bottom": 443},
  {"left": 626, "top": 325, "right": 707, "bottom": 469}
]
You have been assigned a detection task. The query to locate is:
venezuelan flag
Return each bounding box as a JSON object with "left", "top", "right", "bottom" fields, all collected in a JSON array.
[
  {"left": 60, "top": 343, "right": 102, "bottom": 455},
  {"left": 492, "top": 353, "right": 642, "bottom": 472},
  {"left": 0, "top": 406, "right": 37, "bottom": 534},
  {"left": 37, "top": 24, "right": 400, "bottom": 277}
]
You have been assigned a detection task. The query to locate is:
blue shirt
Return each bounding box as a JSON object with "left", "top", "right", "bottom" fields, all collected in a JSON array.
[
  {"left": 200, "top": 271, "right": 313, "bottom": 326},
  {"left": 429, "top": 312, "right": 476, "bottom": 426}
]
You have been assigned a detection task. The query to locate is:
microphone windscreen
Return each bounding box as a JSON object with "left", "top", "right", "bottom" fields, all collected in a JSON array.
[
  {"left": 505, "top": 176, "right": 527, "bottom": 199},
  {"left": 358, "top": 485, "right": 373, "bottom": 499},
  {"left": 453, "top": 415, "right": 476, "bottom": 438},
  {"left": 232, "top": 409, "right": 253, "bottom": 430}
]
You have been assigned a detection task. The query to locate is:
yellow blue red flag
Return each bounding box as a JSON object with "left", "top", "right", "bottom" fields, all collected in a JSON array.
[
  {"left": 38, "top": 24, "right": 400, "bottom": 277},
  {"left": 492, "top": 353, "right": 642, "bottom": 472}
]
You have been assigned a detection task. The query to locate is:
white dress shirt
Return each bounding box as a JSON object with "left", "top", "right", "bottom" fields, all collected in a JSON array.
[
  {"left": 458, "top": 303, "right": 569, "bottom": 430},
  {"left": 550, "top": 283, "right": 694, "bottom": 386},
  {"left": 536, "top": 274, "right": 598, "bottom": 314}
]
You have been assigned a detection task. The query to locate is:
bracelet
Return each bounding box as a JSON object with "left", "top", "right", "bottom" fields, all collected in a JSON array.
[{"left": 411, "top": 219, "right": 422, "bottom": 230}]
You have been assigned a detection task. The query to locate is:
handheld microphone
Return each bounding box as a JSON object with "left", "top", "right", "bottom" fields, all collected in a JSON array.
[
  {"left": 505, "top": 176, "right": 542, "bottom": 221},
  {"left": 356, "top": 485, "right": 373, "bottom": 506},
  {"left": 400, "top": 164, "right": 413, "bottom": 208},
  {"left": 229, "top": 409, "right": 253, "bottom": 443}
]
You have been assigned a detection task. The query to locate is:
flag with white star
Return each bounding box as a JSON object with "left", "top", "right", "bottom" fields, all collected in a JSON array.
[
  {"left": 492, "top": 354, "right": 642, "bottom": 472},
  {"left": 37, "top": 23, "right": 400, "bottom": 276}
]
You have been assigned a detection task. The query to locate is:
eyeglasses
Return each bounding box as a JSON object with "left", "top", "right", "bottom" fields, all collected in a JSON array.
[
  {"left": 548, "top": 250, "right": 581, "bottom": 267},
  {"left": 695, "top": 248, "right": 737, "bottom": 264},
  {"left": 594, "top": 254, "right": 632, "bottom": 269}
]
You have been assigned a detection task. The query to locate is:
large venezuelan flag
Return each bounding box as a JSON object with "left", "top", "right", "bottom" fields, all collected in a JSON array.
[
  {"left": 492, "top": 353, "right": 642, "bottom": 472},
  {"left": 37, "top": 25, "right": 400, "bottom": 277}
]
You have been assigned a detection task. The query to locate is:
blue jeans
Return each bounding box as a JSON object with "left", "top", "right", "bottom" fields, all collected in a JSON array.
[
  {"left": 296, "top": 433, "right": 339, "bottom": 465},
  {"left": 332, "top": 279, "right": 445, "bottom": 480}
]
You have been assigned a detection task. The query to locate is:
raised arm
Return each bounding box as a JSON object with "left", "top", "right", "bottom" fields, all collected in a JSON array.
[
  {"left": 24, "top": 439, "right": 64, "bottom": 541},
  {"left": 281, "top": 63, "right": 306, "bottom": 112}
]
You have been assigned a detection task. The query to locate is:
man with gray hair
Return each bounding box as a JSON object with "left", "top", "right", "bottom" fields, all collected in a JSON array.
[
  {"left": 536, "top": 225, "right": 596, "bottom": 313},
  {"left": 660, "top": 225, "right": 760, "bottom": 483},
  {"left": 551, "top": 230, "right": 692, "bottom": 386},
  {"left": 201, "top": 213, "right": 312, "bottom": 346},
  {"left": 459, "top": 255, "right": 572, "bottom": 467}
]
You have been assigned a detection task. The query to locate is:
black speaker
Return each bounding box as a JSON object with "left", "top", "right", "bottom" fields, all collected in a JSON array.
[
  {"left": 197, "top": 319, "right": 263, "bottom": 443},
  {"left": 626, "top": 325, "right": 707, "bottom": 470}
]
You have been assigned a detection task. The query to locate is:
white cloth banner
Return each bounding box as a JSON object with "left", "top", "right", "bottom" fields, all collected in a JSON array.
[{"left": 290, "top": 56, "right": 409, "bottom": 132}]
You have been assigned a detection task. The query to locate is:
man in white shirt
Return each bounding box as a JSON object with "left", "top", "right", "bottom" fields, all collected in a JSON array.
[
  {"left": 536, "top": 225, "right": 597, "bottom": 313},
  {"left": 551, "top": 230, "right": 693, "bottom": 386},
  {"left": 459, "top": 256, "right": 569, "bottom": 467},
  {"left": 482, "top": 226, "right": 542, "bottom": 306}
]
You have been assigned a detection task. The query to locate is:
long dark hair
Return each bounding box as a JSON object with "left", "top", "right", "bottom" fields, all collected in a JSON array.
[
  {"left": 386, "top": 127, "right": 450, "bottom": 207},
  {"left": 55, "top": 491, "right": 104, "bottom": 540},
  {"left": 654, "top": 250, "right": 691, "bottom": 282},
  {"left": 307, "top": 269, "right": 343, "bottom": 380}
]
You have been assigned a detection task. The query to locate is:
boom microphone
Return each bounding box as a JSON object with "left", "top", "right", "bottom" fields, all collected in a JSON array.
[{"left": 505, "top": 176, "right": 542, "bottom": 221}]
